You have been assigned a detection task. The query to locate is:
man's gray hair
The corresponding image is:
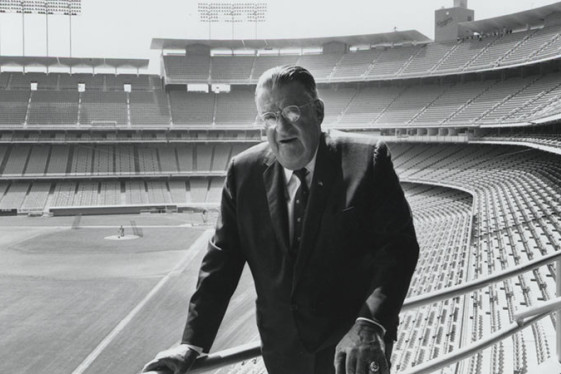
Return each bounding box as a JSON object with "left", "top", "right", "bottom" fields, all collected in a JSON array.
[{"left": 255, "top": 65, "right": 318, "bottom": 103}]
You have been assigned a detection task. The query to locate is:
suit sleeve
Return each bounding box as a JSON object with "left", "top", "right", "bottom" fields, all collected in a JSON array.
[
  {"left": 181, "top": 158, "right": 246, "bottom": 352},
  {"left": 358, "top": 141, "right": 419, "bottom": 341}
]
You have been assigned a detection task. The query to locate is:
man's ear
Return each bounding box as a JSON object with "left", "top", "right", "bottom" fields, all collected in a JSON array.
[{"left": 315, "top": 99, "right": 325, "bottom": 124}]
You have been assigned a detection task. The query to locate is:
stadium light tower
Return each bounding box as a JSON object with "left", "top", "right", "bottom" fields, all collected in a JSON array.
[
  {"left": 198, "top": 2, "right": 267, "bottom": 40},
  {"left": 248, "top": 4, "right": 266, "bottom": 40},
  {"left": 0, "top": 0, "right": 81, "bottom": 57}
]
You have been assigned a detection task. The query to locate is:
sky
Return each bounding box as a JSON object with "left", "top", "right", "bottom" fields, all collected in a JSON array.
[{"left": 0, "top": 0, "right": 558, "bottom": 73}]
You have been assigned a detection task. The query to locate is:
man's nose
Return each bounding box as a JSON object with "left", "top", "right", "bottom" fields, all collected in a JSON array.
[{"left": 275, "top": 114, "right": 293, "bottom": 132}]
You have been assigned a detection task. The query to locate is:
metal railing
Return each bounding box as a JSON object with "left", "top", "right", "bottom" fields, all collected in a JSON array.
[
  {"left": 144, "top": 342, "right": 261, "bottom": 374},
  {"left": 188, "top": 342, "right": 262, "bottom": 374},
  {"left": 146, "top": 250, "right": 561, "bottom": 374}
]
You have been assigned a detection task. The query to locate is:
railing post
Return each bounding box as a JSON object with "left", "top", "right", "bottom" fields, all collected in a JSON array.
[{"left": 557, "top": 258, "right": 561, "bottom": 363}]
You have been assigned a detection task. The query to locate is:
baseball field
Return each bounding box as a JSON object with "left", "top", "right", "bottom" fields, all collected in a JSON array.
[{"left": 0, "top": 213, "right": 259, "bottom": 374}]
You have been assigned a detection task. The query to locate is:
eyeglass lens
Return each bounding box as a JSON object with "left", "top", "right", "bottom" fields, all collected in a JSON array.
[{"left": 263, "top": 106, "right": 301, "bottom": 127}]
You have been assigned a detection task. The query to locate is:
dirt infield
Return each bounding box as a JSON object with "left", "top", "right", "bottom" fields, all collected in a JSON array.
[{"left": 0, "top": 213, "right": 258, "bottom": 374}]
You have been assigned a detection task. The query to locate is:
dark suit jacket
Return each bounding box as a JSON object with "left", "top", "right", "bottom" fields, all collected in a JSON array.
[{"left": 182, "top": 132, "right": 419, "bottom": 373}]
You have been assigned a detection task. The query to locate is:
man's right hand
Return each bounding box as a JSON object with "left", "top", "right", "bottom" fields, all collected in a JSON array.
[{"left": 141, "top": 344, "right": 199, "bottom": 374}]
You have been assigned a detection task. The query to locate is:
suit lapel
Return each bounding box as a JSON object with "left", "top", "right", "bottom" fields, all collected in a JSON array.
[
  {"left": 293, "top": 134, "right": 339, "bottom": 288},
  {"left": 262, "top": 151, "right": 290, "bottom": 255}
]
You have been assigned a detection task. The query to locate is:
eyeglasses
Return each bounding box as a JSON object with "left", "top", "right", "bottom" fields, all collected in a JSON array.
[{"left": 256, "top": 100, "right": 318, "bottom": 128}]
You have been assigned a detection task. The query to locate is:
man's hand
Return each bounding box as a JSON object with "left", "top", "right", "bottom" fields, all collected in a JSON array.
[
  {"left": 334, "top": 321, "right": 389, "bottom": 374},
  {"left": 141, "top": 344, "right": 199, "bottom": 374}
]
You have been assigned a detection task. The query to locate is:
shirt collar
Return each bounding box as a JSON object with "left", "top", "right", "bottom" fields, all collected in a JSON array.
[{"left": 283, "top": 148, "right": 318, "bottom": 186}]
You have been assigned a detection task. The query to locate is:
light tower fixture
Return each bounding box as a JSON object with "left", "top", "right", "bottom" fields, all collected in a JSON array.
[{"left": 198, "top": 2, "right": 267, "bottom": 40}]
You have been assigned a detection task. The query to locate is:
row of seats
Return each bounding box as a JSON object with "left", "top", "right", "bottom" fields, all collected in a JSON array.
[
  {"left": 333, "top": 73, "right": 561, "bottom": 126},
  {"left": 1, "top": 73, "right": 162, "bottom": 91},
  {"left": 0, "top": 130, "right": 262, "bottom": 143},
  {"left": 168, "top": 89, "right": 256, "bottom": 125},
  {"left": 0, "top": 178, "right": 226, "bottom": 210},
  {"left": 0, "top": 90, "right": 167, "bottom": 125},
  {"left": 0, "top": 143, "right": 252, "bottom": 176},
  {"left": 392, "top": 183, "right": 472, "bottom": 372},
  {"left": 3, "top": 72, "right": 561, "bottom": 126},
  {"left": 482, "top": 133, "right": 561, "bottom": 151},
  {"left": 390, "top": 143, "right": 561, "bottom": 374},
  {"left": 0, "top": 88, "right": 255, "bottom": 126},
  {"left": 162, "top": 24, "right": 561, "bottom": 82}
]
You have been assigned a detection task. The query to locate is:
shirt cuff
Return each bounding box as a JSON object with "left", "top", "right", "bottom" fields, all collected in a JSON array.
[
  {"left": 356, "top": 317, "right": 386, "bottom": 337},
  {"left": 181, "top": 343, "right": 204, "bottom": 355}
]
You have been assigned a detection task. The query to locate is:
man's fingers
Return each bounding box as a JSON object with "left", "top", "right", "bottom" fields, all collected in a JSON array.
[
  {"left": 378, "top": 356, "right": 390, "bottom": 374},
  {"left": 346, "top": 350, "right": 357, "bottom": 374},
  {"left": 370, "top": 349, "right": 390, "bottom": 374},
  {"left": 372, "top": 359, "right": 389, "bottom": 374},
  {"left": 377, "top": 349, "right": 390, "bottom": 374},
  {"left": 141, "top": 360, "right": 160, "bottom": 373},
  {"left": 141, "top": 360, "right": 160, "bottom": 372},
  {"left": 356, "top": 354, "right": 368, "bottom": 374},
  {"left": 141, "top": 359, "right": 174, "bottom": 374},
  {"left": 142, "top": 370, "right": 173, "bottom": 374},
  {"left": 334, "top": 350, "right": 346, "bottom": 374},
  {"left": 352, "top": 345, "right": 388, "bottom": 374}
]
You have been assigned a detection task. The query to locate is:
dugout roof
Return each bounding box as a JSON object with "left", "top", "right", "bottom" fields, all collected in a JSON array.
[
  {"left": 458, "top": 1, "right": 561, "bottom": 34},
  {"left": 150, "top": 30, "right": 431, "bottom": 51}
]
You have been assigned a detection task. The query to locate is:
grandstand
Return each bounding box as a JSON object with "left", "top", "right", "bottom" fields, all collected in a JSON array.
[
  {"left": 5, "top": 69, "right": 561, "bottom": 129},
  {"left": 1, "top": 1, "right": 561, "bottom": 374}
]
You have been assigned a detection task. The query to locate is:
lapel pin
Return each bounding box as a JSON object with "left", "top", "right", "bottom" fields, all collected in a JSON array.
[{"left": 318, "top": 181, "right": 323, "bottom": 187}]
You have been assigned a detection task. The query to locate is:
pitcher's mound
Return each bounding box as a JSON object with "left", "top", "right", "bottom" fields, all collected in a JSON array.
[{"left": 104, "top": 235, "right": 140, "bottom": 241}]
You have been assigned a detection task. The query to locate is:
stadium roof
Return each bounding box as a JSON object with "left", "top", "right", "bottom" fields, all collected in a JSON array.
[
  {"left": 458, "top": 1, "right": 561, "bottom": 34},
  {"left": 150, "top": 30, "right": 431, "bottom": 51},
  {"left": 0, "top": 56, "right": 149, "bottom": 69}
]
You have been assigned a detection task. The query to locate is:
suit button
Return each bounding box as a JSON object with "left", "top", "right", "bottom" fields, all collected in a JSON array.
[{"left": 290, "top": 304, "right": 299, "bottom": 311}]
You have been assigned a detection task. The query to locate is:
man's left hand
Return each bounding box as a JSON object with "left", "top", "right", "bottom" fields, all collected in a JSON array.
[{"left": 334, "top": 321, "right": 389, "bottom": 374}]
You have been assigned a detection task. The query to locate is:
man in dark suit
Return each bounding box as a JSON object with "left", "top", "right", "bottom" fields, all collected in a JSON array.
[{"left": 143, "top": 65, "right": 419, "bottom": 374}]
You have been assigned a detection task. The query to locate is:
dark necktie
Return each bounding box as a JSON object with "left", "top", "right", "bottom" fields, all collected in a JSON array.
[{"left": 291, "top": 168, "right": 309, "bottom": 255}]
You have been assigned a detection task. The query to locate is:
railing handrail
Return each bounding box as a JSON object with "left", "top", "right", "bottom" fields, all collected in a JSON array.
[
  {"left": 403, "top": 296, "right": 561, "bottom": 374},
  {"left": 398, "top": 312, "right": 550, "bottom": 374},
  {"left": 515, "top": 296, "right": 561, "bottom": 324},
  {"left": 189, "top": 342, "right": 262, "bottom": 374},
  {"left": 146, "top": 251, "right": 561, "bottom": 374},
  {"left": 144, "top": 342, "right": 262, "bottom": 374},
  {"left": 146, "top": 309, "right": 557, "bottom": 374},
  {"left": 402, "top": 250, "right": 561, "bottom": 311}
]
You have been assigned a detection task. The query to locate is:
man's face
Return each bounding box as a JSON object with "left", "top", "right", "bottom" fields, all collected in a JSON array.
[{"left": 256, "top": 81, "right": 324, "bottom": 170}]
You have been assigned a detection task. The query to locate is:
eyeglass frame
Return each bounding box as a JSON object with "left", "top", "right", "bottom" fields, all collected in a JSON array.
[{"left": 255, "top": 99, "right": 320, "bottom": 129}]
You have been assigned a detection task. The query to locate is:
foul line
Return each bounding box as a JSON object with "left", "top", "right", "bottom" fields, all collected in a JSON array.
[{"left": 71, "top": 229, "right": 213, "bottom": 374}]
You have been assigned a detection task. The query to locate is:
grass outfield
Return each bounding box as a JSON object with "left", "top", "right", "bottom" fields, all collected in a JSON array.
[{"left": 0, "top": 213, "right": 258, "bottom": 374}]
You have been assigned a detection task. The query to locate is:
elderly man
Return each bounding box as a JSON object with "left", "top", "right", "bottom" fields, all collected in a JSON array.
[{"left": 143, "top": 65, "right": 419, "bottom": 374}]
